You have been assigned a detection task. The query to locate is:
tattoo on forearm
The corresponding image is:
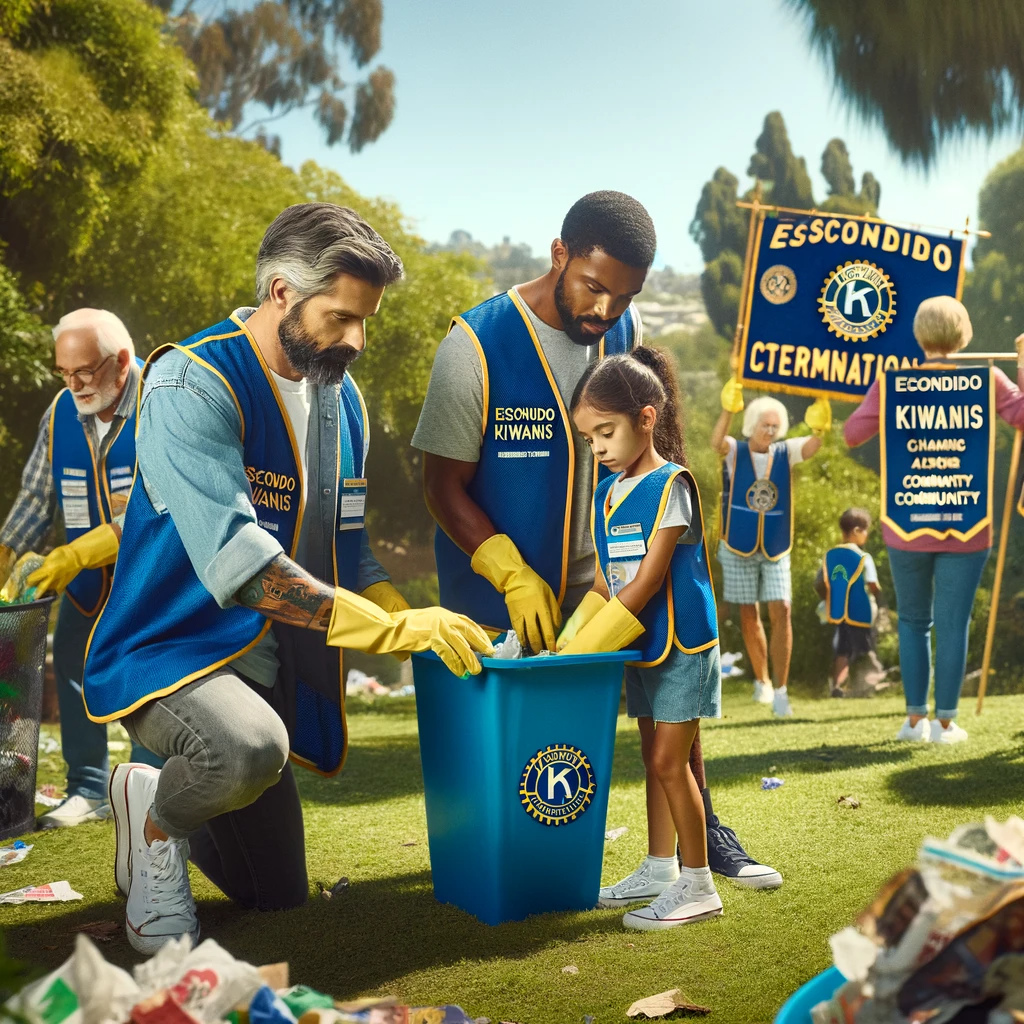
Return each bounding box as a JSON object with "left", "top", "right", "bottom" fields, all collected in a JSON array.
[{"left": 235, "top": 554, "right": 334, "bottom": 631}]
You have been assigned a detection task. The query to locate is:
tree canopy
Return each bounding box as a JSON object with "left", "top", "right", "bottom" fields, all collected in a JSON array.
[
  {"left": 786, "top": 0, "right": 1024, "bottom": 167},
  {"left": 690, "top": 111, "right": 881, "bottom": 337},
  {"left": 151, "top": 0, "right": 395, "bottom": 154}
]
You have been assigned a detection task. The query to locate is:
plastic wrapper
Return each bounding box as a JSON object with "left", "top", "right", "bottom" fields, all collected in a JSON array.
[
  {"left": 490, "top": 631, "right": 522, "bottom": 660},
  {"left": 0, "top": 880, "right": 82, "bottom": 904},
  {"left": 0, "top": 839, "right": 31, "bottom": 867}
]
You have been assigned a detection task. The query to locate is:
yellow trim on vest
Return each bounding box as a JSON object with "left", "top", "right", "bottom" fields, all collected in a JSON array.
[
  {"left": 47, "top": 392, "right": 62, "bottom": 465},
  {"left": 144, "top": 342, "right": 248, "bottom": 447},
  {"left": 879, "top": 364, "right": 996, "bottom": 543},
  {"left": 232, "top": 316, "right": 306, "bottom": 558},
  {"left": 823, "top": 551, "right": 871, "bottom": 627},
  {"left": 452, "top": 315, "right": 489, "bottom": 440},
  {"left": 674, "top": 468, "right": 720, "bottom": 655},
  {"left": 83, "top": 620, "right": 275, "bottom": 724},
  {"left": 292, "top": 405, "right": 349, "bottom": 778},
  {"left": 721, "top": 442, "right": 793, "bottom": 560},
  {"left": 83, "top": 326, "right": 289, "bottom": 723},
  {"left": 507, "top": 288, "right": 574, "bottom": 605}
]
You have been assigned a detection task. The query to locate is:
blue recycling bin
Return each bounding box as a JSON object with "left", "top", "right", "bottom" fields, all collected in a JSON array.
[
  {"left": 412, "top": 648, "right": 638, "bottom": 925},
  {"left": 774, "top": 967, "right": 844, "bottom": 1023}
]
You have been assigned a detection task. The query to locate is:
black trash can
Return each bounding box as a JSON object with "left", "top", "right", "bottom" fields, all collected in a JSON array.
[{"left": 0, "top": 595, "right": 55, "bottom": 840}]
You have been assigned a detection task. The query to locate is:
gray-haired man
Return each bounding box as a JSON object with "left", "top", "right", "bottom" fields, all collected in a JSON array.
[{"left": 84, "top": 204, "right": 491, "bottom": 951}]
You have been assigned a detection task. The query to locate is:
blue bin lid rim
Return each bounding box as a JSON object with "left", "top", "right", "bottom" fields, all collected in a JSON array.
[{"left": 413, "top": 649, "right": 641, "bottom": 671}]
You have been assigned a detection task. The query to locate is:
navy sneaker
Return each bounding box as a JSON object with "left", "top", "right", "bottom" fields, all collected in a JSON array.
[{"left": 699, "top": 787, "right": 783, "bottom": 890}]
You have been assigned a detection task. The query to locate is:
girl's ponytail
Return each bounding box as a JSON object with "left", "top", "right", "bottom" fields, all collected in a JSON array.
[
  {"left": 627, "top": 347, "right": 686, "bottom": 465},
  {"left": 570, "top": 346, "right": 687, "bottom": 465}
]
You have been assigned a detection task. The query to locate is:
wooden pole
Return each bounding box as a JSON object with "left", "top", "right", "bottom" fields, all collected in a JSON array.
[
  {"left": 730, "top": 183, "right": 762, "bottom": 372},
  {"left": 977, "top": 424, "right": 1022, "bottom": 714}
]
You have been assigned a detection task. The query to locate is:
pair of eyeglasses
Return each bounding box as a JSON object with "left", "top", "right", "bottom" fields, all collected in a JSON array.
[
  {"left": 52, "top": 354, "right": 113, "bottom": 384},
  {"left": 758, "top": 423, "right": 779, "bottom": 435}
]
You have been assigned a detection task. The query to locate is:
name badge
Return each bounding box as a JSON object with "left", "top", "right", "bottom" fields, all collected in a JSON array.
[
  {"left": 338, "top": 478, "right": 367, "bottom": 532},
  {"left": 606, "top": 522, "right": 646, "bottom": 560},
  {"left": 62, "top": 497, "right": 91, "bottom": 530}
]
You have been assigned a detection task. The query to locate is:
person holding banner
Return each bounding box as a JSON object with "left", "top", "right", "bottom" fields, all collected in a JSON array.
[
  {"left": 711, "top": 384, "right": 829, "bottom": 717},
  {"left": 846, "top": 296, "right": 1024, "bottom": 743}
]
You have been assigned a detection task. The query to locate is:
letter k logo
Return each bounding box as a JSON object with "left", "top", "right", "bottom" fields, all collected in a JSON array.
[
  {"left": 546, "top": 766, "right": 573, "bottom": 801},
  {"left": 841, "top": 281, "right": 874, "bottom": 318}
]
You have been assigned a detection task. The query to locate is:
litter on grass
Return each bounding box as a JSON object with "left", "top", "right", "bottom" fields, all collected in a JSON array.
[
  {"left": 0, "top": 881, "right": 81, "bottom": 904},
  {"left": 0, "top": 841, "right": 31, "bottom": 867},
  {"left": 35, "top": 787, "right": 64, "bottom": 807},
  {"left": 761, "top": 777, "right": 785, "bottom": 790},
  {"left": 625, "top": 989, "right": 711, "bottom": 1018},
  {"left": 837, "top": 795, "right": 861, "bottom": 809},
  {"left": 605, "top": 827, "right": 629, "bottom": 842},
  {"left": 38, "top": 735, "right": 61, "bottom": 755},
  {"left": 7, "top": 934, "right": 485, "bottom": 1024},
  {"left": 720, "top": 651, "right": 745, "bottom": 678},
  {"left": 561, "top": 965, "right": 579, "bottom": 975},
  {"left": 810, "top": 815, "right": 1024, "bottom": 1023}
]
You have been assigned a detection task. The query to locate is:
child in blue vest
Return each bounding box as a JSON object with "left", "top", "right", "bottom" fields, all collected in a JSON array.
[
  {"left": 815, "top": 508, "right": 883, "bottom": 697},
  {"left": 558, "top": 347, "right": 723, "bottom": 930}
]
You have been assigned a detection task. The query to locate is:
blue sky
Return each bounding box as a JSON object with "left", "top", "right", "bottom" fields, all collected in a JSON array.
[{"left": 274, "top": 0, "right": 1022, "bottom": 273}]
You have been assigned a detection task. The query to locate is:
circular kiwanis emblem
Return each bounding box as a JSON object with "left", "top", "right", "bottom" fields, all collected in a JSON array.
[
  {"left": 759, "top": 264, "right": 797, "bottom": 305},
  {"left": 519, "top": 744, "right": 595, "bottom": 826},
  {"left": 745, "top": 478, "right": 779, "bottom": 513},
  {"left": 818, "top": 261, "right": 896, "bottom": 342}
]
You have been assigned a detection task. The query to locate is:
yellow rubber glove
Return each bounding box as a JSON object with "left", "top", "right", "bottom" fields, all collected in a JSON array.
[
  {"left": 720, "top": 377, "right": 745, "bottom": 414},
  {"left": 0, "top": 552, "right": 44, "bottom": 602},
  {"left": 327, "top": 587, "right": 493, "bottom": 677},
  {"left": 360, "top": 580, "right": 411, "bottom": 614},
  {"left": 558, "top": 597, "right": 644, "bottom": 656},
  {"left": 26, "top": 524, "right": 120, "bottom": 597},
  {"left": 556, "top": 591, "right": 608, "bottom": 651},
  {"left": 360, "top": 580, "right": 413, "bottom": 661},
  {"left": 0, "top": 545, "right": 14, "bottom": 591},
  {"left": 804, "top": 396, "right": 832, "bottom": 437},
  {"left": 470, "top": 534, "right": 562, "bottom": 653}
]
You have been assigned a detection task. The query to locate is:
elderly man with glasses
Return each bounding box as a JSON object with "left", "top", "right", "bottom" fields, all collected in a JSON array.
[
  {"left": 710, "top": 382, "right": 830, "bottom": 718},
  {"left": 0, "top": 308, "right": 161, "bottom": 829}
]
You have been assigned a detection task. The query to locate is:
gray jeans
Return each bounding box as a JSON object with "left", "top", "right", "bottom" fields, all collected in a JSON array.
[{"left": 122, "top": 669, "right": 308, "bottom": 910}]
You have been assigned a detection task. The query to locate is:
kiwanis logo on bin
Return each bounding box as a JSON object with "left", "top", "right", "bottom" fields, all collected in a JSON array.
[
  {"left": 519, "top": 744, "right": 595, "bottom": 826},
  {"left": 818, "top": 261, "right": 896, "bottom": 342}
]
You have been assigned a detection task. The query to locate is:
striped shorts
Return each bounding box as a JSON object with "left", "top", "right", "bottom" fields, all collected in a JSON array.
[{"left": 717, "top": 543, "right": 792, "bottom": 605}]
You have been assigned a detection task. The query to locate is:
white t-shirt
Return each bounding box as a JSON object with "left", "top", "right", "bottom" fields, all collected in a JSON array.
[
  {"left": 723, "top": 435, "right": 807, "bottom": 481},
  {"left": 604, "top": 469, "right": 697, "bottom": 595},
  {"left": 93, "top": 416, "right": 113, "bottom": 445},
  {"left": 269, "top": 369, "right": 312, "bottom": 490}
]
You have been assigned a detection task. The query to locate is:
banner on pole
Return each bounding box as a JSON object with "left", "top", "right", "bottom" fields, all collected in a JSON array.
[
  {"left": 737, "top": 210, "right": 966, "bottom": 402},
  {"left": 880, "top": 365, "right": 994, "bottom": 543}
]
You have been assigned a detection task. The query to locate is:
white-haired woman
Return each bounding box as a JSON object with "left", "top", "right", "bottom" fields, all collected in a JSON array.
[
  {"left": 711, "top": 385, "right": 830, "bottom": 716},
  {"left": 846, "top": 297, "right": 1024, "bottom": 743}
]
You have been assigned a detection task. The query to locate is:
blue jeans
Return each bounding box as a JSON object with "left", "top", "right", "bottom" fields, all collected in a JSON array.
[
  {"left": 54, "top": 598, "right": 162, "bottom": 800},
  {"left": 887, "top": 547, "right": 990, "bottom": 720}
]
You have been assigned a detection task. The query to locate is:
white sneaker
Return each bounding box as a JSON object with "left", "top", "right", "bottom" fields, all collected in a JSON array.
[
  {"left": 772, "top": 687, "right": 793, "bottom": 718},
  {"left": 109, "top": 762, "right": 160, "bottom": 897},
  {"left": 622, "top": 871, "right": 723, "bottom": 931},
  {"left": 931, "top": 720, "right": 969, "bottom": 744},
  {"left": 752, "top": 680, "right": 774, "bottom": 704},
  {"left": 37, "top": 795, "right": 112, "bottom": 829},
  {"left": 896, "top": 717, "right": 931, "bottom": 742},
  {"left": 598, "top": 858, "right": 679, "bottom": 908},
  {"left": 126, "top": 832, "right": 199, "bottom": 955}
]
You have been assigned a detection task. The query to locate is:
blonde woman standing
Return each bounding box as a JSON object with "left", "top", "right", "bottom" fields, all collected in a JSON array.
[{"left": 846, "top": 297, "right": 1024, "bottom": 743}]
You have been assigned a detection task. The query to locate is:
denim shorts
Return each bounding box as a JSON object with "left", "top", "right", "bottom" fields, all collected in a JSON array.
[{"left": 625, "top": 644, "right": 722, "bottom": 723}]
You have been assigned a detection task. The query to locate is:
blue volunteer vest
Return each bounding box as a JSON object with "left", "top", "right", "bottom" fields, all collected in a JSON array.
[
  {"left": 593, "top": 463, "right": 719, "bottom": 667},
  {"left": 49, "top": 360, "right": 143, "bottom": 617},
  {"left": 721, "top": 440, "right": 792, "bottom": 560},
  {"left": 435, "top": 289, "right": 636, "bottom": 628},
  {"left": 83, "top": 316, "right": 367, "bottom": 776},
  {"left": 824, "top": 546, "right": 872, "bottom": 628}
]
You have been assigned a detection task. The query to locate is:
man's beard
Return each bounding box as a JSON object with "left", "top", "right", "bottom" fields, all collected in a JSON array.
[
  {"left": 553, "top": 268, "right": 622, "bottom": 346},
  {"left": 71, "top": 377, "right": 122, "bottom": 416},
  {"left": 278, "top": 299, "right": 362, "bottom": 385}
]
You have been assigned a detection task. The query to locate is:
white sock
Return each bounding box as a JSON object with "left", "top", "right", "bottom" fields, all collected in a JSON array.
[
  {"left": 644, "top": 855, "right": 680, "bottom": 880},
  {"left": 775, "top": 685, "right": 787, "bottom": 694},
  {"left": 679, "top": 864, "right": 714, "bottom": 889}
]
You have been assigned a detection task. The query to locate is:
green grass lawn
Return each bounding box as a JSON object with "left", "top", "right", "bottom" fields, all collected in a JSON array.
[{"left": 4, "top": 681, "right": 1024, "bottom": 1024}]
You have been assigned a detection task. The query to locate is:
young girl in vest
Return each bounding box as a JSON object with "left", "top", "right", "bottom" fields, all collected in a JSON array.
[{"left": 558, "top": 348, "right": 723, "bottom": 930}]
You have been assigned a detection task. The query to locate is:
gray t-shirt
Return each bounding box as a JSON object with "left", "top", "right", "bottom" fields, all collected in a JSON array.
[{"left": 412, "top": 289, "right": 641, "bottom": 590}]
